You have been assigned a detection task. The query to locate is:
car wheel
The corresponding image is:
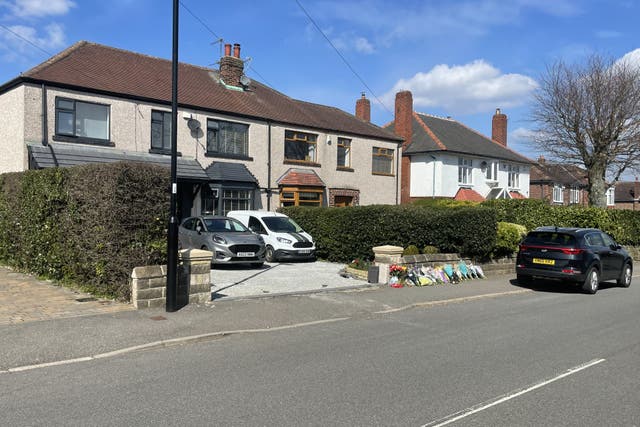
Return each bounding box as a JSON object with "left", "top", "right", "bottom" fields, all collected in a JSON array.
[
  {"left": 265, "top": 246, "right": 276, "bottom": 262},
  {"left": 617, "top": 262, "right": 632, "bottom": 288},
  {"left": 582, "top": 267, "right": 599, "bottom": 294},
  {"left": 516, "top": 274, "right": 531, "bottom": 285}
]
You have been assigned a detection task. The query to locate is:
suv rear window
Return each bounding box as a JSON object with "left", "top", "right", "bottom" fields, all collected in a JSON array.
[{"left": 523, "top": 232, "right": 576, "bottom": 246}]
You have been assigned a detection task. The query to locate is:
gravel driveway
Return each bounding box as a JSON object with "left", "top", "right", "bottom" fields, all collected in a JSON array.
[{"left": 209, "top": 261, "right": 370, "bottom": 300}]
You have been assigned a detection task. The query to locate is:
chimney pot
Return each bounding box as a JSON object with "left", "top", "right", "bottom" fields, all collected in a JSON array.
[
  {"left": 224, "top": 43, "right": 232, "bottom": 57},
  {"left": 233, "top": 43, "right": 241, "bottom": 58}
]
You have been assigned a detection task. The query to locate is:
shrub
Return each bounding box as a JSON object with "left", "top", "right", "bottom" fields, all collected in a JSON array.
[
  {"left": 403, "top": 245, "right": 420, "bottom": 255},
  {"left": 422, "top": 245, "right": 439, "bottom": 254},
  {"left": 0, "top": 162, "right": 169, "bottom": 300},
  {"left": 493, "top": 221, "right": 527, "bottom": 257}
]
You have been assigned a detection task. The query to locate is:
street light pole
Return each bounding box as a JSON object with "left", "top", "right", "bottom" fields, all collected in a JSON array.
[{"left": 166, "top": 0, "right": 179, "bottom": 312}]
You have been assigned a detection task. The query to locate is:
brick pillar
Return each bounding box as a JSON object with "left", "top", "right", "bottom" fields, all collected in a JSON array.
[
  {"left": 395, "top": 91, "right": 413, "bottom": 204},
  {"left": 492, "top": 108, "right": 508, "bottom": 146},
  {"left": 355, "top": 92, "right": 371, "bottom": 122}
]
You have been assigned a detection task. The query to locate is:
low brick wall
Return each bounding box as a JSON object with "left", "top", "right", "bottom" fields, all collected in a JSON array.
[{"left": 131, "top": 249, "right": 212, "bottom": 309}]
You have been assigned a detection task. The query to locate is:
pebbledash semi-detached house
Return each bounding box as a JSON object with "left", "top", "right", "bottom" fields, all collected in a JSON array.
[
  {"left": 0, "top": 41, "right": 402, "bottom": 217},
  {"left": 386, "top": 91, "right": 532, "bottom": 203}
]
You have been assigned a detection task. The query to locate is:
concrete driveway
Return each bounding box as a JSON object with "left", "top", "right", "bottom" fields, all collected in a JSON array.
[{"left": 209, "top": 261, "right": 371, "bottom": 300}]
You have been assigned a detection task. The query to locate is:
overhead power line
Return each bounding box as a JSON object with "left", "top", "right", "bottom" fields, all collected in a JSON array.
[{"left": 294, "top": 0, "right": 393, "bottom": 116}]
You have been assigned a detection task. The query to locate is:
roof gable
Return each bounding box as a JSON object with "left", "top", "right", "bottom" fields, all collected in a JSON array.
[{"left": 385, "top": 113, "right": 531, "bottom": 164}]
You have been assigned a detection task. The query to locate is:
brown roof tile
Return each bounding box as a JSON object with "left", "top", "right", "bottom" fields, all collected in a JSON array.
[
  {"left": 10, "top": 41, "right": 401, "bottom": 142},
  {"left": 277, "top": 168, "right": 325, "bottom": 187},
  {"left": 454, "top": 187, "right": 484, "bottom": 202}
]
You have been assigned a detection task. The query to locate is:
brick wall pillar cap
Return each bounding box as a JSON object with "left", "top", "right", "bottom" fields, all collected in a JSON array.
[{"left": 372, "top": 245, "right": 404, "bottom": 256}]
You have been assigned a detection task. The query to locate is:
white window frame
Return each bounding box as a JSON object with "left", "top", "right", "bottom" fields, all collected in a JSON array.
[
  {"left": 485, "top": 161, "right": 499, "bottom": 181},
  {"left": 458, "top": 157, "right": 473, "bottom": 185},
  {"left": 606, "top": 187, "right": 615, "bottom": 206},
  {"left": 508, "top": 164, "right": 520, "bottom": 189},
  {"left": 553, "top": 184, "right": 564, "bottom": 203},
  {"left": 570, "top": 187, "right": 581, "bottom": 204}
]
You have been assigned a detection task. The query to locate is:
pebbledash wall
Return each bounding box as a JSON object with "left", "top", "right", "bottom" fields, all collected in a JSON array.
[{"left": 17, "top": 84, "right": 399, "bottom": 212}]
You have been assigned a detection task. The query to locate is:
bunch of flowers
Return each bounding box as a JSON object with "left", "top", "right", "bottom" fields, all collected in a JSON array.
[
  {"left": 389, "top": 264, "right": 408, "bottom": 278},
  {"left": 389, "top": 264, "right": 408, "bottom": 288}
]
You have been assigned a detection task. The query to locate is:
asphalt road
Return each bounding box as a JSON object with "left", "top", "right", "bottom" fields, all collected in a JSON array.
[{"left": 2, "top": 279, "right": 639, "bottom": 426}]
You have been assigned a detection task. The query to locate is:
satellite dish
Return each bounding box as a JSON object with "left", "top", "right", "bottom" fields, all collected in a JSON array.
[
  {"left": 240, "top": 75, "right": 252, "bottom": 87},
  {"left": 187, "top": 118, "right": 201, "bottom": 131}
]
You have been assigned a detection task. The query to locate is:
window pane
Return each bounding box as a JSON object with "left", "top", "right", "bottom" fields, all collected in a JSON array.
[
  {"left": 57, "top": 99, "right": 74, "bottom": 110},
  {"left": 151, "top": 121, "right": 163, "bottom": 149},
  {"left": 57, "top": 111, "right": 74, "bottom": 135},
  {"left": 76, "top": 102, "right": 109, "bottom": 139}
]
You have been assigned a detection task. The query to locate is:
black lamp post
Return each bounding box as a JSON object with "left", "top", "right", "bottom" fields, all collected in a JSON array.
[{"left": 166, "top": 0, "right": 179, "bottom": 312}]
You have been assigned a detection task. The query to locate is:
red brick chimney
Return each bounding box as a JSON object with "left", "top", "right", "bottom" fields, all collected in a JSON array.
[
  {"left": 355, "top": 92, "right": 371, "bottom": 122},
  {"left": 219, "top": 43, "right": 244, "bottom": 87},
  {"left": 492, "top": 108, "right": 507, "bottom": 146},
  {"left": 395, "top": 91, "right": 413, "bottom": 204}
]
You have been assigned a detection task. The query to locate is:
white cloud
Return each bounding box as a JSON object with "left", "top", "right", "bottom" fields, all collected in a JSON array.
[
  {"left": 616, "top": 48, "right": 640, "bottom": 70},
  {"left": 383, "top": 59, "right": 538, "bottom": 114},
  {"left": 0, "top": 22, "right": 66, "bottom": 55},
  {"left": 7, "top": 0, "right": 75, "bottom": 18},
  {"left": 354, "top": 37, "right": 374, "bottom": 54}
]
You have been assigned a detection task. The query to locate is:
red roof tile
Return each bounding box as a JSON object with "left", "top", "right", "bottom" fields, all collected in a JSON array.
[
  {"left": 454, "top": 188, "right": 485, "bottom": 202},
  {"left": 509, "top": 191, "right": 526, "bottom": 199},
  {"left": 277, "top": 168, "right": 325, "bottom": 187}
]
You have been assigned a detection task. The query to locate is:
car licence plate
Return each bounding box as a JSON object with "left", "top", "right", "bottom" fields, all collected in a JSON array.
[
  {"left": 299, "top": 249, "right": 311, "bottom": 254},
  {"left": 533, "top": 258, "right": 555, "bottom": 265},
  {"left": 237, "top": 252, "right": 255, "bottom": 257}
]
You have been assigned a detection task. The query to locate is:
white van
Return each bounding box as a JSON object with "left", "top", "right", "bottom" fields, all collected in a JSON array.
[{"left": 227, "top": 210, "right": 316, "bottom": 262}]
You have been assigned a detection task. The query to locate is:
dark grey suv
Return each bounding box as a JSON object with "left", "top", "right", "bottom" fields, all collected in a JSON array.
[{"left": 516, "top": 227, "right": 632, "bottom": 294}]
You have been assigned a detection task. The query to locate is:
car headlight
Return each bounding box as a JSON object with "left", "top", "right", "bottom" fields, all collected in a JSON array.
[
  {"left": 277, "top": 237, "right": 292, "bottom": 244},
  {"left": 212, "top": 234, "right": 227, "bottom": 244},
  {"left": 257, "top": 235, "right": 264, "bottom": 243}
]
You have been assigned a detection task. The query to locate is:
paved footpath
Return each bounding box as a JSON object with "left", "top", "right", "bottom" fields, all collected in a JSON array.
[{"left": 0, "top": 266, "right": 133, "bottom": 326}]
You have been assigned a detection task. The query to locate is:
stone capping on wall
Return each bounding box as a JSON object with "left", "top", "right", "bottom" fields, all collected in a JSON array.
[{"left": 131, "top": 249, "right": 212, "bottom": 309}]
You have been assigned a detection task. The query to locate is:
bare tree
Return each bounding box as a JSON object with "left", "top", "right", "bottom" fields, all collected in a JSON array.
[{"left": 531, "top": 54, "right": 640, "bottom": 207}]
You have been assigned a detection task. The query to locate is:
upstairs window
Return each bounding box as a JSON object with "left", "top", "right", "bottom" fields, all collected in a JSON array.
[
  {"left": 285, "top": 130, "right": 317, "bottom": 163},
  {"left": 337, "top": 137, "right": 351, "bottom": 168},
  {"left": 508, "top": 164, "right": 520, "bottom": 188},
  {"left": 151, "top": 110, "right": 172, "bottom": 151},
  {"left": 207, "top": 120, "right": 249, "bottom": 157},
  {"left": 458, "top": 157, "right": 473, "bottom": 185},
  {"left": 55, "top": 97, "right": 110, "bottom": 141},
  {"left": 372, "top": 147, "right": 394, "bottom": 175},
  {"left": 553, "top": 184, "right": 564, "bottom": 203},
  {"left": 485, "top": 161, "right": 499, "bottom": 181}
]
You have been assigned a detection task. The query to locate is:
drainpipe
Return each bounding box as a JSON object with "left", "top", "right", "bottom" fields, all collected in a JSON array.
[
  {"left": 396, "top": 146, "right": 400, "bottom": 204},
  {"left": 41, "top": 84, "right": 48, "bottom": 146},
  {"left": 267, "top": 121, "right": 272, "bottom": 211},
  {"left": 430, "top": 155, "right": 437, "bottom": 198}
]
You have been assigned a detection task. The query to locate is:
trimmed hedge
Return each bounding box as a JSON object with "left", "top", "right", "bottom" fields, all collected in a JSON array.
[
  {"left": 481, "top": 199, "right": 640, "bottom": 245},
  {"left": 280, "top": 205, "right": 497, "bottom": 262},
  {"left": 0, "top": 162, "right": 169, "bottom": 300}
]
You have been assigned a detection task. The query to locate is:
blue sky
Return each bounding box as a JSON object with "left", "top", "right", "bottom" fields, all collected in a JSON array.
[{"left": 1, "top": 0, "right": 640, "bottom": 162}]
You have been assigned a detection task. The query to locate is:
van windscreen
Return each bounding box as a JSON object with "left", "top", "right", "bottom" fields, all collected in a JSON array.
[{"left": 263, "top": 217, "right": 303, "bottom": 233}]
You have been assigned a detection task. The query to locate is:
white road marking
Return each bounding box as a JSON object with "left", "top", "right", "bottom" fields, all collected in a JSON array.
[{"left": 422, "top": 358, "right": 606, "bottom": 427}]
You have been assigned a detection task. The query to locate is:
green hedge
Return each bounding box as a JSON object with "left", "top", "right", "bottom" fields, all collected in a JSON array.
[
  {"left": 0, "top": 163, "right": 169, "bottom": 300},
  {"left": 481, "top": 199, "right": 640, "bottom": 245},
  {"left": 280, "top": 205, "right": 497, "bottom": 262}
]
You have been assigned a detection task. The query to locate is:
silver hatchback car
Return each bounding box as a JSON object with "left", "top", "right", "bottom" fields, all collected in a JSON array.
[{"left": 179, "top": 216, "right": 266, "bottom": 267}]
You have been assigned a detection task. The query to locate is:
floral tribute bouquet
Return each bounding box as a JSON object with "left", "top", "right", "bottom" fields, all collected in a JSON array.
[{"left": 388, "top": 264, "right": 407, "bottom": 288}]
